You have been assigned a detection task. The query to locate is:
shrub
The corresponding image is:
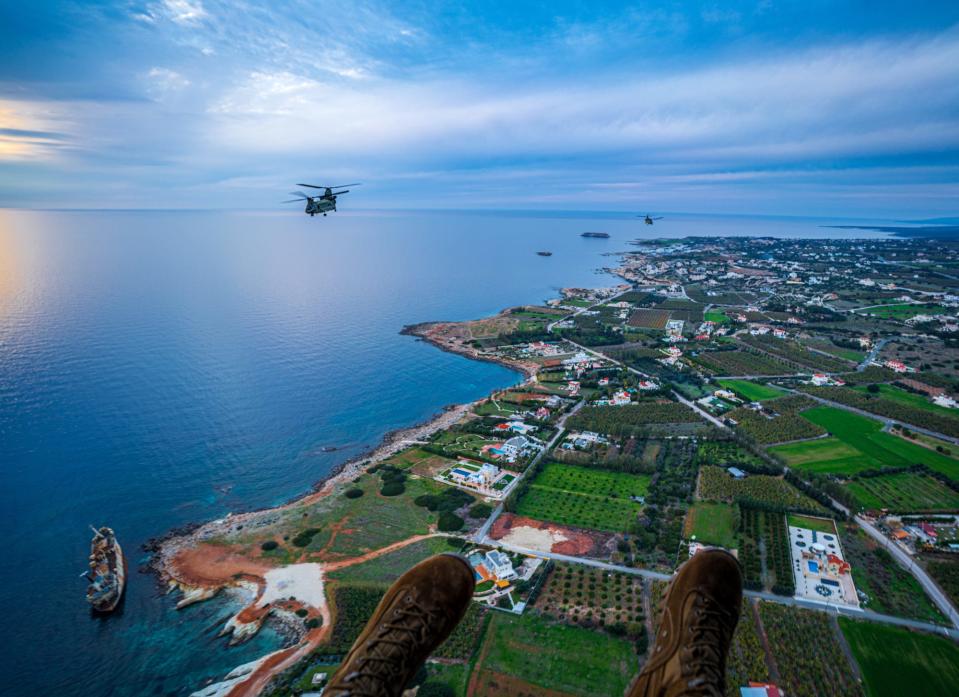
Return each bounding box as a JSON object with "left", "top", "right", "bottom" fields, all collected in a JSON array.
[
  {"left": 295, "top": 608, "right": 308, "bottom": 617},
  {"left": 305, "top": 617, "right": 321, "bottom": 629},
  {"left": 380, "top": 481, "right": 406, "bottom": 496},
  {"left": 468, "top": 503, "right": 493, "bottom": 519},
  {"left": 437, "top": 511, "right": 464, "bottom": 531},
  {"left": 260, "top": 540, "right": 278, "bottom": 551},
  {"left": 291, "top": 527, "right": 321, "bottom": 548},
  {"left": 344, "top": 488, "right": 364, "bottom": 499}
]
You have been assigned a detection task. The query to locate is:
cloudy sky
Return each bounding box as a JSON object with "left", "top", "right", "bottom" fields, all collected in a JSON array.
[{"left": 1, "top": 1, "right": 958, "bottom": 216}]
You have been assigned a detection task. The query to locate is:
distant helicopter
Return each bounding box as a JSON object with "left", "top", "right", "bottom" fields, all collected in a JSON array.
[
  {"left": 283, "top": 183, "right": 360, "bottom": 216},
  {"left": 641, "top": 214, "right": 664, "bottom": 225}
]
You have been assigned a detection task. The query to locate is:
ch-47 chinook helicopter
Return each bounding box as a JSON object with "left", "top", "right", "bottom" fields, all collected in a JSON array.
[
  {"left": 641, "top": 214, "right": 664, "bottom": 225},
  {"left": 283, "top": 183, "right": 360, "bottom": 216}
]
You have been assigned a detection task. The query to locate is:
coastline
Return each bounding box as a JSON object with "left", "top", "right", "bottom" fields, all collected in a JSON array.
[{"left": 148, "top": 311, "right": 537, "bottom": 695}]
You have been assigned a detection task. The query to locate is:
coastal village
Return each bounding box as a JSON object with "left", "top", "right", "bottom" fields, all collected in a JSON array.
[{"left": 157, "top": 234, "right": 959, "bottom": 697}]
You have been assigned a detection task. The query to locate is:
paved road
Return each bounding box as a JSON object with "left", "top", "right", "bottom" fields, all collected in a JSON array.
[
  {"left": 671, "top": 390, "right": 729, "bottom": 430},
  {"left": 855, "top": 515, "right": 959, "bottom": 629},
  {"left": 857, "top": 337, "right": 890, "bottom": 371},
  {"left": 494, "top": 539, "right": 959, "bottom": 639}
]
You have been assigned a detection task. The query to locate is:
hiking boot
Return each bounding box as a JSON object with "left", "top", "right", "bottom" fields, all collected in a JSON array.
[
  {"left": 326, "top": 553, "right": 475, "bottom": 697},
  {"left": 629, "top": 548, "right": 743, "bottom": 697}
]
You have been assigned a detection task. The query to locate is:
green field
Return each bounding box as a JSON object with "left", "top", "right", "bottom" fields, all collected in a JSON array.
[
  {"left": 515, "top": 462, "right": 651, "bottom": 532},
  {"left": 854, "top": 383, "right": 959, "bottom": 418},
  {"left": 705, "top": 310, "right": 730, "bottom": 324},
  {"left": 787, "top": 513, "right": 837, "bottom": 533},
  {"left": 716, "top": 378, "right": 788, "bottom": 402},
  {"left": 472, "top": 611, "right": 636, "bottom": 697},
  {"left": 843, "top": 472, "right": 959, "bottom": 512},
  {"left": 856, "top": 303, "right": 950, "bottom": 320},
  {"left": 839, "top": 619, "right": 959, "bottom": 697},
  {"left": 770, "top": 406, "right": 959, "bottom": 480},
  {"left": 685, "top": 502, "right": 739, "bottom": 548}
]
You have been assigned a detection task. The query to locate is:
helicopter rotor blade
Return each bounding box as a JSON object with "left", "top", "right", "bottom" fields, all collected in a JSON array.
[
  {"left": 296, "top": 183, "right": 325, "bottom": 189},
  {"left": 329, "top": 183, "right": 360, "bottom": 189}
]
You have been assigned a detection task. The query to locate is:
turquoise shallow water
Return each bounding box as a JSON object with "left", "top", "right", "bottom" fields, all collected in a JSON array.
[{"left": 0, "top": 209, "right": 886, "bottom": 696}]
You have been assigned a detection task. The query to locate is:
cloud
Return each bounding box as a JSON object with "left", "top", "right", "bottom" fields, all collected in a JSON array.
[
  {"left": 201, "top": 31, "right": 959, "bottom": 171},
  {"left": 145, "top": 67, "right": 191, "bottom": 97},
  {"left": 158, "top": 0, "right": 208, "bottom": 25}
]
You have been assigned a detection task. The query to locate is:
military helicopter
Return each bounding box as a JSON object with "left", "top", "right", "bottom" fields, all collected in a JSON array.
[
  {"left": 284, "top": 183, "right": 360, "bottom": 216},
  {"left": 641, "top": 214, "right": 664, "bottom": 225}
]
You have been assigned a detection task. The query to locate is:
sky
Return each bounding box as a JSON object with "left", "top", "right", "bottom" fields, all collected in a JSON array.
[{"left": 1, "top": 0, "right": 958, "bottom": 216}]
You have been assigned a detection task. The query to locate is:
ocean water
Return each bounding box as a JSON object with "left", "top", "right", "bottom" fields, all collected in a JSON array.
[{"left": 0, "top": 209, "right": 888, "bottom": 696}]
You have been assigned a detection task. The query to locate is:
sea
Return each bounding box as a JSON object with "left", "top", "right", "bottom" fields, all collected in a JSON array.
[{"left": 0, "top": 209, "right": 889, "bottom": 696}]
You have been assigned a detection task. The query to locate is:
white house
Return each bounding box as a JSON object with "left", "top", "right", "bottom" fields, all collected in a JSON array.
[
  {"left": 501, "top": 436, "right": 529, "bottom": 458},
  {"left": 485, "top": 550, "right": 516, "bottom": 580}
]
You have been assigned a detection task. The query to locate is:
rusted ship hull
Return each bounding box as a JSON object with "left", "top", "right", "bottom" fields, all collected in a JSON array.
[{"left": 86, "top": 527, "right": 126, "bottom": 613}]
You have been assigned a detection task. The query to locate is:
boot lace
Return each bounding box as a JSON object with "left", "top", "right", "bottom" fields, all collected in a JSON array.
[
  {"left": 680, "top": 593, "right": 735, "bottom": 696},
  {"left": 335, "top": 595, "right": 443, "bottom": 697}
]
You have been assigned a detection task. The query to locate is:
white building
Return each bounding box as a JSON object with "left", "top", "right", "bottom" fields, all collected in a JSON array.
[{"left": 485, "top": 550, "right": 516, "bottom": 579}]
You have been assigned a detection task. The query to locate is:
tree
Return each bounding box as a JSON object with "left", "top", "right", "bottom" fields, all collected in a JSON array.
[
  {"left": 437, "top": 511, "right": 464, "bottom": 531},
  {"left": 380, "top": 481, "right": 405, "bottom": 496}
]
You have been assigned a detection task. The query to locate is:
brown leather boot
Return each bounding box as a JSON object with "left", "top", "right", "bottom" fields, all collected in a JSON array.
[
  {"left": 630, "top": 548, "right": 743, "bottom": 697},
  {"left": 326, "top": 553, "right": 475, "bottom": 697}
]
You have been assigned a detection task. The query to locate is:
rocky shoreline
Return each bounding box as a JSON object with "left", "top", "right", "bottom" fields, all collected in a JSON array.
[
  {"left": 150, "top": 320, "right": 534, "bottom": 591},
  {"left": 400, "top": 319, "right": 539, "bottom": 379}
]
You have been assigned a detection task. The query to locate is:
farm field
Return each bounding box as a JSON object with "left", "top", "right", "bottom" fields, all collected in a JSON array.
[
  {"left": 854, "top": 383, "right": 959, "bottom": 418},
  {"left": 855, "top": 303, "right": 951, "bottom": 320},
  {"left": 784, "top": 406, "right": 959, "bottom": 480},
  {"left": 843, "top": 471, "right": 959, "bottom": 512},
  {"left": 704, "top": 309, "right": 730, "bottom": 324},
  {"left": 724, "top": 601, "right": 770, "bottom": 696},
  {"left": 696, "top": 349, "right": 791, "bottom": 376},
  {"left": 770, "top": 437, "right": 867, "bottom": 475},
  {"left": 695, "top": 440, "right": 765, "bottom": 467},
  {"left": 740, "top": 508, "right": 793, "bottom": 594},
  {"left": 759, "top": 603, "right": 864, "bottom": 697},
  {"left": 839, "top": 618, "right": 959, "bottom": 697},
  {"left": 685, "top": 502, "right": 739, "bottom": 549},
  {"left": 566, "top": 402, "right": 703, "bottom": 437},
  {"left": 800, "top": 384, "right": 959, "bottom": 439},
  {"left": 534, "top": 563, "right": 645, "bottom": 634},
  {"left": 628, "top": 308, "right": 671, "bottom": 329},
  {"left": 787, "top": 513, "right": 837, "bottom": 533},
  {"left": 515, "top": 462, "right": 650, "bottom": 532},
  {"left": 471, "top": 611, "right": 637, "bottom": 697},
  {"left": 698, "top": 465, "right": 827, "bottom": 513},
  {"left": 726, "top": 395, "right": 825, "bottom": 444},
  {"left": 715, "top": 378, "right": 787, "bottom": 401},
  {"left": 740, "top": 335, "right": 851, "bottom": 371}
]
